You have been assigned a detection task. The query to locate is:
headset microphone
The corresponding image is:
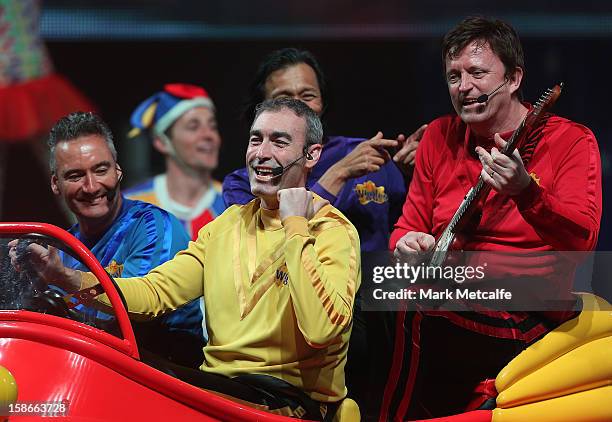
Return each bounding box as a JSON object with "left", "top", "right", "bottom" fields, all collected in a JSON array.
[
  {"left": 268, "top": 149, "right": 312, "bottom": 178},
  {"left": 476, "top": 78, "right": 509, "bottom": 103},
  {"left": 105, "top": 170, "right": 123, "bottom": 202}
]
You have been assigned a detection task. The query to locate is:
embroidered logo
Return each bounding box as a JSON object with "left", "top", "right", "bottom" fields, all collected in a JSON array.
[
  {"left": 106, "top": 260, "right": 124, "bottom": 277},
  {"left": 529, "top": 172, "right": 541, "bottom": 186},
  {"left": 354, "top": 180, "right": 388, "bottom": 205},
  {"left": 275, "top": 265, "right": 289, "bottom": 286}
]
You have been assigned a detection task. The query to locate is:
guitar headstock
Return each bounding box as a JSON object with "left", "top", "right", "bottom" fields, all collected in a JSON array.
[
  {"left": 532, "top": 83, "right": 563, "bottom": 118},
  {"left": 502, "top": 83, "right": 564, "bottom": 157}
]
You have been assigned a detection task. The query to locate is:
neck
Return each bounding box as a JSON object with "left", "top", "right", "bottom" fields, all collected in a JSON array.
[
  {"left": 260, "top": 195, "right": 279, "bottom": 210},
  {"left": 469, "top": 99, "right": 529, "bottom": 138},
  {"left": 79, "top": 195, "right": 123, "bottom": 239},
  {"left": 165, "top": 159, "right": 212, "bottom": 207}
]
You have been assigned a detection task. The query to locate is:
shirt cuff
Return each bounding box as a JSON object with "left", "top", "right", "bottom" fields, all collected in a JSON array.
[
  {"left": 80, "top": 271, "right": 99, "bottom": 290},
  {"left": 512, "top": 178, "right": 542, "bottom": 210},
  {"left": 282, "top": 216, "right": 310, "bottom": 238},
  {"left": 310, "top": 183, "right": 338, "bottom": 204}
]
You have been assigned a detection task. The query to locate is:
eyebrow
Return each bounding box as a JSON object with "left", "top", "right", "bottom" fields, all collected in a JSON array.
[
  {"left": 186, "top": 116, "right": 216, "bottom": 124},
  {"left": 271, "top": 131, "right": 292, "bottom": 141},
  {"left": 274, "top": 87, "right": 317, "bottom": 95},
  {"left": 249, "top": 130, "right": 293, "bottom": 141},
  {"left": 62, "top": 160, "right": 112, "bottom": 177}
]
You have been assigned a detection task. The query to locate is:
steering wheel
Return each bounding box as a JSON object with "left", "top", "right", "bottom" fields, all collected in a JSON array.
[
  {"left": 28, "top": 289, "right": 71, "bottom": 318},
  {"left": 25, "top": 286, "right": 121, "bottom": 336},
  {"left": 12, "top": 235, "right": 121, "bottom": 334}
]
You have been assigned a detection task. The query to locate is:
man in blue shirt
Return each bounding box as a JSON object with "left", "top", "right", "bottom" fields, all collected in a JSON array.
[{"left": 46, "top": 111, "right": 201, "bottom": 366}]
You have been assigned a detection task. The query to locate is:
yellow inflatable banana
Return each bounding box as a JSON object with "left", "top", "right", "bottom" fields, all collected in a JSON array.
[
  {"left": 496, "top": 293, "right": 612, "bottom": 393},
  {"left": 497, "top": 335, "right": 611, "bottom": 407},
  {"left": 492, "top": 386, "right": 612, "bottom": 422},
  {"left": 492, "top": 293, "right": 612, "bottom": 422}
]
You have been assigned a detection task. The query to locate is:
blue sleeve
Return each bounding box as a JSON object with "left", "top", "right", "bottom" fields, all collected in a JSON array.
[
  {"left": 122, "top": 209, "right": 189, "bottom": 277},
  {"left": 310, "top": 182, "right": 339, "bottom": 204},
  {"left": 222, "top": 167, "right": 255, "bottom": 207},
  {"left": 124, "top": 209, "right": 203, "bottom": 339},
  {"left": 386, "top": 164, "right": 408, "bottom": 232}
]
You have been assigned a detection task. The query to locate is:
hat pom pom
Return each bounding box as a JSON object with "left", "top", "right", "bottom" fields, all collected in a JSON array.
[{"left": 164, "top": 83, "right": 209, "bottom": 99}]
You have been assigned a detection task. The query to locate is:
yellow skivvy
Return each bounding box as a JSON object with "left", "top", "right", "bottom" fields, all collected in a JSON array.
[{"left": 492, "top": 293, "right": 612, "bottom": 422}]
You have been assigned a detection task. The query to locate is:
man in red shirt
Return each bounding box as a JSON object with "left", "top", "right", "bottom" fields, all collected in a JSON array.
[{"left": 384, "top": 17, "right": 602, "bottom": 420}]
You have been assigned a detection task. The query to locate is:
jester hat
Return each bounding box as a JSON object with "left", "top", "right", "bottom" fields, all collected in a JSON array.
[{"left": 128, "top": 83, "right": 215, "bottom": 139}]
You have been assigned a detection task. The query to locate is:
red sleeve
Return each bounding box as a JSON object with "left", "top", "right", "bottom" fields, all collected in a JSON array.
[
  {"left": 512, "top": 123, "right": 601, "bottom": 251},
  {"left": 389, "top": 121, "right": 437, "bottom": 249}
]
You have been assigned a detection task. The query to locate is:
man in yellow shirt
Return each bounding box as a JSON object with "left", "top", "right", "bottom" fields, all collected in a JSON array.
[{"left": 20, "top": 98, "right": 361, "bottom": 421}]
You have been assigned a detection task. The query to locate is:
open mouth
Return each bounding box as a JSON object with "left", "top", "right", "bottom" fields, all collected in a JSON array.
[
  {"left": 80, "top": 196, "right": 106, "bottom": 205},
  {"left": 196, "top": 145, "right": 216, "bottom": 154},
  {"left": 253, "top": 166, "right": 276, "bottom": 180},
  {"left": 462, "top": 98, "right": 479, "bottom": 107}
]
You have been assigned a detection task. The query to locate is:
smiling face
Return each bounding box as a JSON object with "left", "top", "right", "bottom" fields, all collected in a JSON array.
[
  {"left": 445, "top": 40, "right": 523, "bottom": 134},
  {"left": 162, "top": 106, "right": 221, "bottom": 173},
  {"left": 264, "top": 63, "right": 324, "bottom": 116},
  {"left": 51, "top": 134, "right": 122, "bottom": 232},
  {"left": 246, "top": 108, "right": 318, "bottom": 209}
]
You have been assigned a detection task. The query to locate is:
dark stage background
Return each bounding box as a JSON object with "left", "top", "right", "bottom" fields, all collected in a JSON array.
[{"left": 2, "top": 2, "right": 611, "bottom": 295}]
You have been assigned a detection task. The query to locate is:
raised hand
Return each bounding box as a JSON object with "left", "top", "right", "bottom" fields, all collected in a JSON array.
[
  {"left": 475, "top": 133, "right": 531, "bottom": 196},
  {"left": 317, "top": 132, "right": 398, "bottom": 196},
  {"left": 393, "top": 124, "right": 427, "bottom": 172},
  {"left": 278, "top": 187, "right": 329, "bottom": 221}
]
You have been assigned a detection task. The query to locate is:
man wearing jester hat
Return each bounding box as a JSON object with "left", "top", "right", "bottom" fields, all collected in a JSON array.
[
  {"left": 126, "top": 84, "right": 226, "bottom": 240},
  {"left": 126, "top": 84, "right": 224, "bottom": 366}
]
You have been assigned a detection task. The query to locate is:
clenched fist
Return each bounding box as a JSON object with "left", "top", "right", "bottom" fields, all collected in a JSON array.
[
  {"left": 278, "top": 188, "right": 329, "bottom": 221},
  {"left": 393, "top": 231, "right": 435, "bottom": 262}
]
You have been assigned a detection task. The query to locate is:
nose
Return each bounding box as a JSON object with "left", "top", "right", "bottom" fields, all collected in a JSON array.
[
  {"left": 81, "top": 173, "right": 100, "bottom": 194},
  {"left": 255, "top": 140, "right": 273, "bottom": 160},
  {"left": 458, "top": 73, "right": 473, "bottom": 92},
  {"left": 199, "top": 124, "right": 217, "bottom": 139}
]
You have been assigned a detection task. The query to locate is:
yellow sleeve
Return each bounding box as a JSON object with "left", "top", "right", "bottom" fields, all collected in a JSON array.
[
  {"left": 89, "top": 226, "right": 210, "bottom": 321},
  {"left": 282, "top": 211, "right": 361, "bottom": 348}
]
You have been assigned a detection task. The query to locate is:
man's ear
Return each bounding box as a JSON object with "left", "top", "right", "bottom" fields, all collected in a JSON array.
[
  {"left": 304, "top": 144, "right": 322, "bottom": 170},
  {"left": 153, "top": 136, "right": 171, "bottom": 155},
  {"left": 508, "top": 66, "right": 524, "bottom": 96},
  {"left": 50, "top": 174, "right": 60, "bottom": 195},
  {"left": 115, "top": 164, "right": 123, "bottom": 183}
]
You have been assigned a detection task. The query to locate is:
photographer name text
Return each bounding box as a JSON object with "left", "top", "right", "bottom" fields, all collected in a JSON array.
[{"left": 372, "top": 288, "right": 512, "bottom": 301}]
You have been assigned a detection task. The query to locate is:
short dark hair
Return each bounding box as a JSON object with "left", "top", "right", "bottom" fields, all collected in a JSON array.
[
  {"left": 252, "top": 97, "right": 323, "bottom": 148},
  {"left": 243, "top": 48, "right": 327, "bottom": 123},
  {"left": 48, "top": 112, "right": 117, "bottom": 173},
  {"left": 442, "top": 17, "right": 525, "bottom": 81}
]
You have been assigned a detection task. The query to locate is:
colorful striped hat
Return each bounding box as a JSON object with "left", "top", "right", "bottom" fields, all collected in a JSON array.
[{"left": 128, "top": 83, "right": 214, "bottom": 139}]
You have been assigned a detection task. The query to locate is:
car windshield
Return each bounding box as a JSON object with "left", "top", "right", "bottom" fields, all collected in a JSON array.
[{"left": 0, "top": 233, "right": 122, "bottom": 338}]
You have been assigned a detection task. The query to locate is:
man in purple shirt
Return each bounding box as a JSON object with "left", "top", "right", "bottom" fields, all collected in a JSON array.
[{"left": 223, "top": 48, "right": 426, "bottom": 252}]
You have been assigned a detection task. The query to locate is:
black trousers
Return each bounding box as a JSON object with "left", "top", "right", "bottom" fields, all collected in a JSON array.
[{"left": 376, "top": 310, "right": 560, "bottom": 421}]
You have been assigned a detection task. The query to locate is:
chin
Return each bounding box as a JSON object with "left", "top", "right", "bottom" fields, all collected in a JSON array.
[
  {"left": 74, "top": 204, "right": 111, "bottom": 220},
  {"left": 250, "top": 185, "right": 272, "bottom": 197},
  {"left": 192, "top": 161, "right": 218, "bottom": 172},
  {"left": 458, "top": 110, "right": 489, "bottom": 125}
]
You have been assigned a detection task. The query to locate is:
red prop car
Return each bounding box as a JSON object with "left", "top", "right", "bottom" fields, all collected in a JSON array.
[{"left": 0, "top": 222, "right": 610, "bottom": 422}]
